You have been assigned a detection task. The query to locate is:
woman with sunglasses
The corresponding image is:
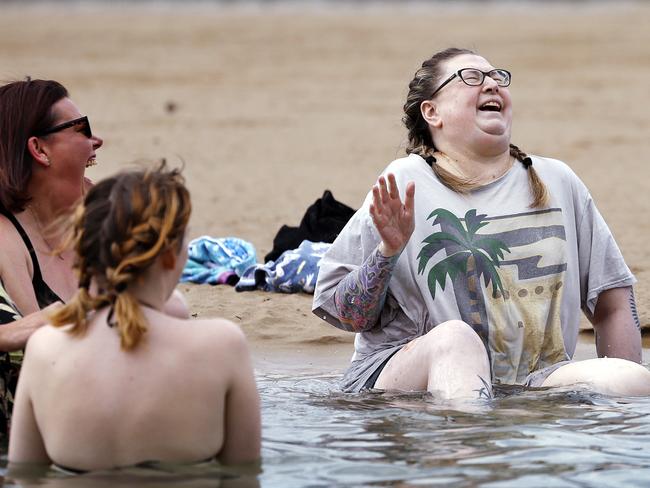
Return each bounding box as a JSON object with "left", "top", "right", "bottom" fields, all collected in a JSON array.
[
  {"left": 313, "top": 48, "right": 649, "bottom": 399},
  {"left": 0, "top": 78, "right": 104, "bottom": 434},
  {"left": 0, "top": 79, "right": 101, "bottom": 315}
]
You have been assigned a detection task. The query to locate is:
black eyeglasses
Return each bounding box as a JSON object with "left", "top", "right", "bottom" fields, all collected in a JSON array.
[
  {"left": 431, "top": 68, "right": 511, "bottom": 98},
  {"left": 36, "top": 115, "right": 92, "bottom": 138}
]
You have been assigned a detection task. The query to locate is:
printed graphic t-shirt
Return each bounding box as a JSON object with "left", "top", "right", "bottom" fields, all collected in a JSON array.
[
  {"left": 313, "top": 154, "right": 635, "bottom": 392},
  {"left": 0, "top": 280, "right": 21, "bottom": 324}
]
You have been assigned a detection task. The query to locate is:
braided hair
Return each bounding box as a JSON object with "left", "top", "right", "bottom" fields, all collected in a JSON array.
[
  {"left": 402, "top": 48, "right": 548, "bottom": 208},
  {"left": 50, "top": 162, "right": 191, "bottom": 350}
]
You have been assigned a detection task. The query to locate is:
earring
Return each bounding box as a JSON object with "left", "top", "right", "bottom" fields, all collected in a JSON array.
[{"left": 43, "top": 156, "right": 51, "bottom": 166}]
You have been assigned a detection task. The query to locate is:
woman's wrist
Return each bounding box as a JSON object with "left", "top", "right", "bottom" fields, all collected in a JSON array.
[{"left": 378, "top": 241, "right": 404, "bottom": 258}]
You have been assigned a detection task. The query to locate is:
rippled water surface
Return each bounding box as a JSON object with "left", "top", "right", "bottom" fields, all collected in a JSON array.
[{"left": 3, "top": 372, "right": 650, "bottom": 487}]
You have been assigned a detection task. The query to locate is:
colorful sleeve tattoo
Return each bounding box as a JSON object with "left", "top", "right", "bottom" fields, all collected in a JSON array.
[{"left": 333, "top": 247, "right": 400, "bottom": 332}]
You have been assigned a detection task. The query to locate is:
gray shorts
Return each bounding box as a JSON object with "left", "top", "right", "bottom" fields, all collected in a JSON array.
[
  {"left": 362, "top": 349, "right": 402, "bottom": 390},
  {"left": 342, "top": 346, "right": 572, "bottom": 393},
  {"left": 523, "top": 360, "right": 573, "bottom": 388},
  {"left": 341, "top": 345, "right": 405, "bottom": 393}
]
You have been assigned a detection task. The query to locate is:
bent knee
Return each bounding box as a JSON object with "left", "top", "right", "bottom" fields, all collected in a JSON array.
[
  {"left": 429, "top": 320, "right": 482, "bottom": 342},
  {"left": 543, "top": 358, "right": 650, "bottom": 396},
  {"left": 423, "top": 320, "right": 486, "bottom": 354}
]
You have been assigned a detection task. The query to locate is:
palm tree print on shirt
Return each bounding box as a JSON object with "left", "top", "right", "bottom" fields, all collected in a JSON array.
[
  {"left": 416, "top": 207, "right": 570, "bottom": 383},
  {"left": 417, "top": 209, "right": 510, "bottom": 300},
  {"left": 417, "top": 208, "right": 510, "bottom": 348}
]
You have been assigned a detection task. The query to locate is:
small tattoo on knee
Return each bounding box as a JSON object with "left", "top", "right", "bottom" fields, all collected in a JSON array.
[{"left": 474, "top": 375, "right": 493, "bottom": 399}]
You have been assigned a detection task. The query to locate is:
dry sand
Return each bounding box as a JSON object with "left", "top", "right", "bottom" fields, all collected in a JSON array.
[{"left": 1, "top": 1, "right": 649, "bottom": 372}]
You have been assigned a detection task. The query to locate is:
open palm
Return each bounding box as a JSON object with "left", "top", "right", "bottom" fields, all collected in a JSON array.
[{"left": 369, "top": 173, "right": 416, "bottom": 257}]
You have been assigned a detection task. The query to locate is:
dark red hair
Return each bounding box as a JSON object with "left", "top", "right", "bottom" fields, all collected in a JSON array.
[{"left": 0, "top": 78, "right": 68, "bottom": 212}]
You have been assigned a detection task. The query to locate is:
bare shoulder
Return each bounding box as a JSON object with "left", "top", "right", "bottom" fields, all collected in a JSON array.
[
  {"left": 26, "top": 324, "right": 69, "bottom": 350},
  {"left": 0, "top": 213, "right": 15, "bottom": 237},
  {"left": 180, "top": 317, "right": 250, "bottom": 357},
  {"left": 193, "top": 317, "right": 247, "bottom": 343},
  {"left": 169, "top": 318, "right": 253, "bottom": 384},
  {"left": 0, "top": 214, "right": 29, "bottom": 268},
  {"left": 22, "top": 324, "right": 69, "bottom": 369},
  {"left": 0, "top": 214, "right": 34, "bottom": 305},
  {"left": 0, "top": 213, "right": 24, "bottom": 249}
]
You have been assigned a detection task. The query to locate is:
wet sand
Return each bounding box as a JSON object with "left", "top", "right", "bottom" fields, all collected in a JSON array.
[{"left": 1, "top": 1, "right": 649, "bottom": 373}]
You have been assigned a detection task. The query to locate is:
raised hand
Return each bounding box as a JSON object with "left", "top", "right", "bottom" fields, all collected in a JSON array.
[{"left": 369, "top": 173, "right": 415, "bottom": 257}]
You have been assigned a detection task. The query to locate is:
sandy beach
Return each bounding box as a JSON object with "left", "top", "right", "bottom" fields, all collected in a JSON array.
[{"left": 1, "top": 1, "right": 649, "bottom": 372}]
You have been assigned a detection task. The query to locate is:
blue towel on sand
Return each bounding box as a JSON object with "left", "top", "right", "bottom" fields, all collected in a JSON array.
[
  {"left": 235, "top": 240, "right": 330, "bottom": 294},
  {"left": 181, "top": 236, "right": 257, "bottom": 285}
]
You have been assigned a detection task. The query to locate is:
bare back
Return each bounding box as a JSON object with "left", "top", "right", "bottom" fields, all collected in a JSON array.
[{"left": 10, "top": 307, "right": 260, "bottom": 470}]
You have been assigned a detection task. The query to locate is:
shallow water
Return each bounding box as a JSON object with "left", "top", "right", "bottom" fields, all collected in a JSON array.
[{"left": 3, "top": 372, "right": 650, "bottom": 487}]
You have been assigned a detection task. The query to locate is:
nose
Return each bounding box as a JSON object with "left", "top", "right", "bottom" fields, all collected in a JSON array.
[
  {"left": 92, "top": 134, "right": 103, "bottom": 150},
  {"left": 482, "top": 75, "right": 500, "bottom": 92}
]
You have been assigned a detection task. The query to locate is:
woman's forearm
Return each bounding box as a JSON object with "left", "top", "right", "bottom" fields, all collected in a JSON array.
[
  {"left": 333, "top": 247, "right": 400, "bottom": 332},
  {"left": 0, "top": 306, "right": 58, "bottom": 352},
  {"left": 591, "top": 287, "right": 642, "bottom": 362}
]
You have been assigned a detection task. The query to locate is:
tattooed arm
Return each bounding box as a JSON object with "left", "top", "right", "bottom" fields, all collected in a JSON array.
[
  {"left": 331, "top": 173, "right": 415, "bottom": 331},
  {"left": 589, "top": 286, "right": 642, "bottom": 362},
  {"left": 333, "top": 247, "right": 400, "bottom": 332},
  {"left": 331, "top": 173, "right": 415, "bottom": 332}
]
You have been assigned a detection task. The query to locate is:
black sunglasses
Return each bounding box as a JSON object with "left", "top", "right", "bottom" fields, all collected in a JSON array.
[{"left": 36, "top": 115, "right": 92, "bottom": 138}]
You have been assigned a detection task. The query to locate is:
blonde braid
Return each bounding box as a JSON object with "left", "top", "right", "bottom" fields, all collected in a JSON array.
[
  {"left": 50, "top": 203, "right": 97, "bottom": 333},
  {"left": 111, "top": 291, "right": 147, "bottom": 350},
  {"left": 49, "top": 257, "right": 109, "bottom": 336}
]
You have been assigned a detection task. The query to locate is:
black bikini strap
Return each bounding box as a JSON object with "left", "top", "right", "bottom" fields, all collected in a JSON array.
[
  {"left": 0, "top": 203, "right": 63, "bottom": 307},
  {"left": 0, "top": 205, "right": 46, "bottom": 286}
]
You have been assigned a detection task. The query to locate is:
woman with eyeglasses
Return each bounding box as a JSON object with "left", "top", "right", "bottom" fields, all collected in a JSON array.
[
  {"left": 313, "top": 48, "right": 649, "bottom": 399},
  {"left": 0, "top": 79, "right": 188, "bottom": 433},
  {"left": 7, "top": 164, "right": 261, "bottom": 472}
]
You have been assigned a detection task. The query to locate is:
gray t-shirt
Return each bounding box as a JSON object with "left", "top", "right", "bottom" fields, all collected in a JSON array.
[{"left": 313, "top": 154, "right": 635, "bottom": 392}]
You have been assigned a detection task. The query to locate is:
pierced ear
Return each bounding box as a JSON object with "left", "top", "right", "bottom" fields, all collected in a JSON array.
[
  {"left": 27, "top": 136, "right": 51, "bottom": 167},
  {"left": 420, "top": 100, "right": 443, "bottom": 128},
  {"left": 160, "top": 248, "right": 177, "bottom": 270}
]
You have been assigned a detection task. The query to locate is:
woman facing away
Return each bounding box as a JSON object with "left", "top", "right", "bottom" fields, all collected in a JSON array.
[
  {"left": 8, "top": 165, "right": 261, "bottom": 471},
  {"left": 313, "top": 47, "right": 650, "bottom": 399},
  {"left": 0, "top": 78, "right": 188, "bottom": 432}
]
